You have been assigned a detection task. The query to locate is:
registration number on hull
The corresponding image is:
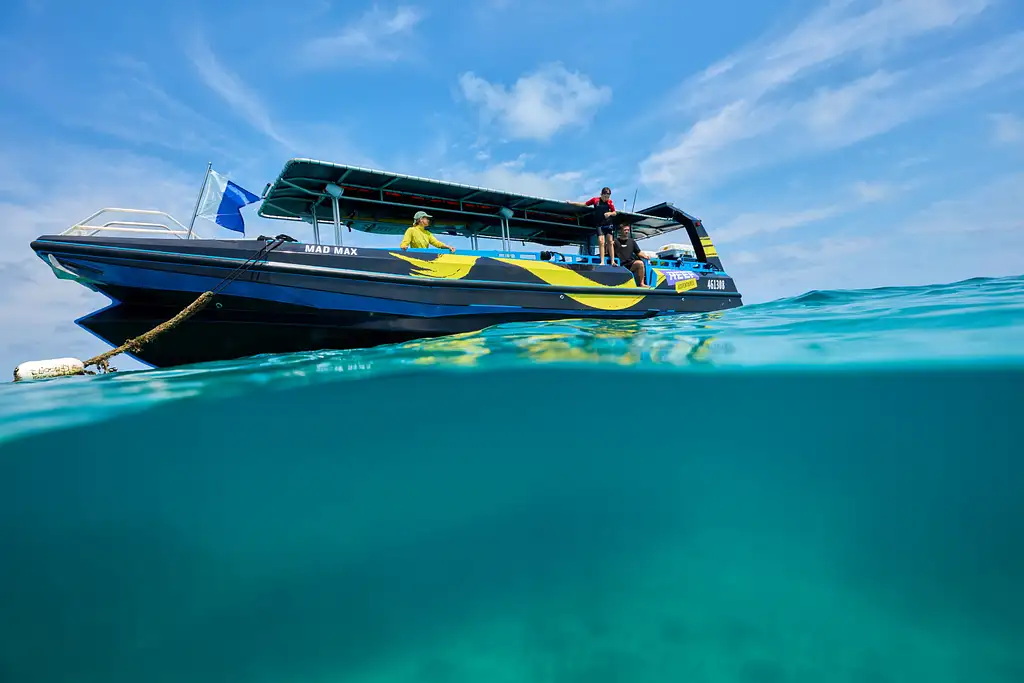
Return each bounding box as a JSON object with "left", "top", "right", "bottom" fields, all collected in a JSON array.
[{"left": 706, "top": 279, "right": 727, "bottom": 290}]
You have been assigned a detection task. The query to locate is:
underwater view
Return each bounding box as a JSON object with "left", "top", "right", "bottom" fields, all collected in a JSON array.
[{"left": 1, "top": 274, "right": 1023, "bottom": 683}]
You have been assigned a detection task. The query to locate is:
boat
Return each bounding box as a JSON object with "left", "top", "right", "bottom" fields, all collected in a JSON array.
[{"left": 28, "top": 158, "right": 742, "bottom": 368}]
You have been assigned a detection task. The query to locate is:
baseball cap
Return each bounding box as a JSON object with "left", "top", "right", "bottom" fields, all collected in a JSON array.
[{"left": 413, "top": 210, "right": 433, "bottom": 220}]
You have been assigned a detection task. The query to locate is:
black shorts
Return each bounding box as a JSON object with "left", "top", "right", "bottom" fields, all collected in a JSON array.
[{"left": 597, "top": 224, "right": 616, "bottom": 236}]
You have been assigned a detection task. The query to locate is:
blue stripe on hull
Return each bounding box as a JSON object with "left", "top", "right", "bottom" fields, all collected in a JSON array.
[
  {"left": 34, "top": 238, "right": 733, "bottom": 281},
  {"left": 57, "top": 255, "right": 645, "bottom": 320}
]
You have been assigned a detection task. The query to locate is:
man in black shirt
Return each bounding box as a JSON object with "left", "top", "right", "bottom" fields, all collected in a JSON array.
[{"left": 614, "top": 223, "right": 654, "bottom": 286}]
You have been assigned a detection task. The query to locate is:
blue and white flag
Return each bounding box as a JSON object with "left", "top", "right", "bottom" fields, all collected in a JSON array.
[{"left": 196, "top": 169, "right": 261, "bottom": 234}]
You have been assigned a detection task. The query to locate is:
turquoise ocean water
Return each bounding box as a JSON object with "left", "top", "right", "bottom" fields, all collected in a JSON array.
[{"left": 1, "top": 274, "right": 1023, "bottom": 682}]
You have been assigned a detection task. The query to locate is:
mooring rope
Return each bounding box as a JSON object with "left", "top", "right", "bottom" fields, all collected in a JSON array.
[{"left": 82, "top": 236, "right": 289, "bottom": 374}]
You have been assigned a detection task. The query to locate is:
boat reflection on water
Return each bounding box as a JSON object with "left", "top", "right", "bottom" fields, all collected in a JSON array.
[{"left": 394, "top": 314, "right": 734, "bottom": 370}]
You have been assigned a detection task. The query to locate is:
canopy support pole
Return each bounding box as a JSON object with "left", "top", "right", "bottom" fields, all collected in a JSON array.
[
  {"left": 497, "top": 207, "right": 514, "bottom": 253},
  {"left": 332, "top": 196, "right": 343, "bottom": 246}
]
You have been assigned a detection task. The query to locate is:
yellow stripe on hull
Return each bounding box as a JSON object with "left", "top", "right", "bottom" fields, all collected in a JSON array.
[
  {"left": 390, "top": 252, "right": 480, "bottom": 279},
  {"left": 493, "top": 258, "right": 647, "bottom": 311}
]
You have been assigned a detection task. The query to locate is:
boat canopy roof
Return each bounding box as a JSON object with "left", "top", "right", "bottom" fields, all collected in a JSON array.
[{"left": 258, "top": 158, "right": 698, "bottom": 247}]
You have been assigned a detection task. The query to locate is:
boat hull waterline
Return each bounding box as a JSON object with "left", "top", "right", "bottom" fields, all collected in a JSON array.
[{"left": 31, "top": 236, "right": 741, "bottom": 368}]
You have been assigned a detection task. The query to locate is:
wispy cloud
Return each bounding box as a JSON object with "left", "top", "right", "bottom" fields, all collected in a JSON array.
[
  {"left": 0, "top": 156, "right": 37, "bottom": 198},
  {"left": 0, "top": 144, "right": 200, "bottom": 263},
  {"left": 852, "top": 180, "right": 896, "bottom": 203},
  {"left": 0, "top": 45, "right": 237, "bottom": 159},
  {"left": 726, "top": 171, "right": 1024, "bottom": 302},
  {"left": 444, "top": 155, "right": 587, "bottom": 199},
  {"left": 716, "top": 205, "right": 847, "bottom": 245},
  {"left": 182, "top": 30, "right": 378, "bottom": 171},
  {"left": 713, "top": 178, "right": 900, "bottom": 245},
  {"left": 186, "top": 32, "right": 292, "bottom": 148},
  {"left": 83, "top": 56, "right": 240, "bottom": 157},
  {"left": 458, "top": 63, "right": 612, "bottom": 141},
  {"left": 730, "top": 235, "right": 876, "bottom": 273},
  {"left": 638, "top": 0, "right": 1020, "bottom": 196},
  {"left": 301, "top": 5, "right": 425, "bottom": 65},
  {"left": 684, "top": 0, "right": 993, "bottom": 111},
  {"left": 901, "top": 172, "right": 1024, "bottom": 236},
  {"left": 729, "top": 234, "right": 879, "bottom": 303},
  {"left": 990, "top": 113, "right": 1024, "bottom": 144}
]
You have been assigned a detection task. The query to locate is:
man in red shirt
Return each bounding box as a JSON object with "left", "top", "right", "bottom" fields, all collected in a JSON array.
[{"left": 570, "top": 187, "right": 617, "bottom": 266}]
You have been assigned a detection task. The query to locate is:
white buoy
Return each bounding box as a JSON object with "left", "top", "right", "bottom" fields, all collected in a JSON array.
[{"left": 13, "top": 358, "right": 86, "bottom": 382}]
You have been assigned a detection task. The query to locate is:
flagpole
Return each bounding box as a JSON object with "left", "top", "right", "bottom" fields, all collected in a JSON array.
[{"left": 186, "top": 161, "right": 213, "bottom": 240}]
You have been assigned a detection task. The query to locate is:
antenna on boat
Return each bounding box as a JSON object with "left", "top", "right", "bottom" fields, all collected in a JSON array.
[
  {"left": 631, "top": 188, "right": 638, "bottom": 213},
  {"left": 186, "top": 161, "right": 213, "bottom": 240}
]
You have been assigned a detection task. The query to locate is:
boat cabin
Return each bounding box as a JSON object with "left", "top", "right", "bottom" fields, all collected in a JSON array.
[{"left": 258, "top": 158, "right": 725, "bottom": 271}]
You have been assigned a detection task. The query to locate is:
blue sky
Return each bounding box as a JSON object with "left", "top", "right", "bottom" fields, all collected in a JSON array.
[{"left": 1, "top": 0, "right": 1022, "bottom": 372}]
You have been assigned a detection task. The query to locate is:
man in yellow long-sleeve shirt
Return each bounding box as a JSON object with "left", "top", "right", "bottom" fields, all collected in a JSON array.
[{"left": 400, "top": 211, "right": 456, "bottom": 252}]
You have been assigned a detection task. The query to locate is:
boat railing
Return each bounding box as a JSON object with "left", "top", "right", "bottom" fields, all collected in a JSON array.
[
  {"left": 400, "top": 246, "right": 705, "bottom": 271},
  {"left": 60, "top": 208, "right": 195, "bottom": 239}
]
